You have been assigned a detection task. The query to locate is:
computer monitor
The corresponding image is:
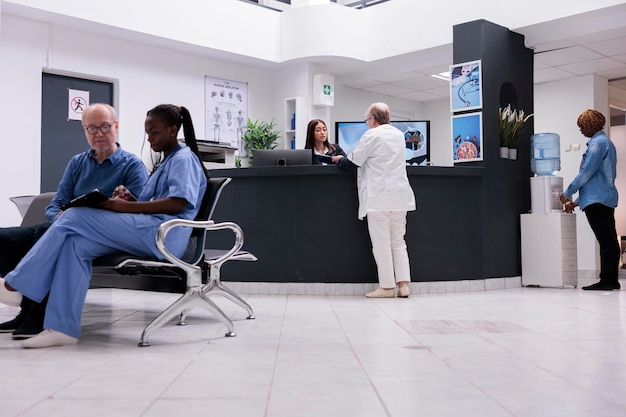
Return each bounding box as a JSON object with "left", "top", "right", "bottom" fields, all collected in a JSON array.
[
  {"left": 335, "top": 120, "right": 430, "bottom": 166},
  {"left": 252, "top": 149, "right": 313, "bottom": 167}
]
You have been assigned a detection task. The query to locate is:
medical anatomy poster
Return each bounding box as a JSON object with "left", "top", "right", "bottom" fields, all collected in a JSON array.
[
  {"left": 205, "top": 77, "right": 248, "bottom": 156},
  {"left": 449, "top": 60, "right": 482, "bottom": 112}
]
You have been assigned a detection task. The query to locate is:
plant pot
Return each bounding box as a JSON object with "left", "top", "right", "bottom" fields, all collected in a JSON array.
[
  {"left": 499, "top": 147, "right": 509, "bottom": 159},
  {"left": 508, "top": 148, "right": 518, "bottom": 160}
]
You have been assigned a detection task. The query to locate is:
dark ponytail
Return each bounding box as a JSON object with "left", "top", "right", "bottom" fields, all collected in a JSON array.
[{"left": 146, "top": 104, "right": 209, "bottom": 179}]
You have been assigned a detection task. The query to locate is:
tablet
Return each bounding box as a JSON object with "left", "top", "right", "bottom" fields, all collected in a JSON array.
[{"left": 61, "top": 189, "right": 109, "bottom": 210}]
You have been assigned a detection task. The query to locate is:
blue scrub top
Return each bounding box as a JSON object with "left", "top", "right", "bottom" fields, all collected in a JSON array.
[{"left": 136, "top": 145, "right": 207, "bottom": 256}]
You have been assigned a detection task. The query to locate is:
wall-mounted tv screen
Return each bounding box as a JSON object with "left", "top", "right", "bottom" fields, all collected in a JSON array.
[{"left": 335, "top": 120, "right": 430, "bottom": 166}]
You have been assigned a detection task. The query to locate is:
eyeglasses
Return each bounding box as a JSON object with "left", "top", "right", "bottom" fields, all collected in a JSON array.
[
  {"left": 363, "top": 116, "right": 371, "bottom": 123},
  {"left": 84, "top": 123, "right": 113, "bottom": 135}
]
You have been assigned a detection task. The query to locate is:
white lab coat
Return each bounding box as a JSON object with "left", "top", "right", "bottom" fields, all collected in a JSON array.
[{"left": 348, "top": 124, "right": 416, "bottom": 220}]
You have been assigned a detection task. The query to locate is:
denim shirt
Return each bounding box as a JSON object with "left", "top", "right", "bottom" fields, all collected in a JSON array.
[
  {"left": 563, "top": 131, "right": 618, "bottom": 210},
  {"left": 45, "top": 144, "right": 148, "bottom": 220}
]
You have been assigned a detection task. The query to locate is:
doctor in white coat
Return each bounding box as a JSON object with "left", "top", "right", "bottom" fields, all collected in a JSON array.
[{"left": 333, "top": 102, "right": 416, "bottom": 298}]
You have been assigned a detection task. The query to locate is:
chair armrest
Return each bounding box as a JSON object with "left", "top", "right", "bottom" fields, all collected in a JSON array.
[
  {"left": 203, "top": 222, "right": 245, "bottom": 268},
  {"left": 156, "top": 219, "right": 247, "bottom": 275},
  {"left": 204, "top": 250, "right": 257, "bottom": 263},
  {"left": 155, "top": 219, "right": 215, "bottom": 270}
]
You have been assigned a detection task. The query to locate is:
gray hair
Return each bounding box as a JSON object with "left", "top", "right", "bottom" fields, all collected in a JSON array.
[{"left": 366, "top": 102, "right": 390, "bottom": 125}]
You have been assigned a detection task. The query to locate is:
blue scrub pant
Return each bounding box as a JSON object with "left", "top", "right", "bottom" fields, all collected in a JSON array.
[{"left": 4, "top": 208, "right": 164, "bottom": 338}]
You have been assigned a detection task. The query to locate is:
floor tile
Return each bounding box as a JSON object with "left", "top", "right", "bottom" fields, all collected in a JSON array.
[{"left": 1, "top": 286, "right": 625, "bottom": 417}]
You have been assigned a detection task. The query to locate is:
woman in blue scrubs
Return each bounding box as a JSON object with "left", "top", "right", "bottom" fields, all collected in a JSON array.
[{"left": 0, "top": 104, "right": 208, "bottom": 348}]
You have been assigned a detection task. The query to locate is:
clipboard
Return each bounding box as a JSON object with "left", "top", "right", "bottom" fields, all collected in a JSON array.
[{"left": 61, "top": 189, "right": 108, "bottom": 210}]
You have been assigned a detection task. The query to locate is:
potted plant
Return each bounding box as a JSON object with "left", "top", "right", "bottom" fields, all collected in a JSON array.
[
  {"left": 241, "top": 118, "right": 280, "bottom": 166},
  {"left": 499, "top": 103, "right": 533, "bottom": 160}
]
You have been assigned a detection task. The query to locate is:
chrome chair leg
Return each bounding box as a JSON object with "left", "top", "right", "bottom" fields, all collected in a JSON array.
[
  {"left": 198, "top": 291, "right": 236, "bottom": 337},
  {"left": 178, "top": 309, "right": 190, "bottom": 325},
  {"left": 139, "top": 286, "right": 236, "bottom": 347},
  {"left": 203, "top": 279, "right": 255, "bottom": 319}
]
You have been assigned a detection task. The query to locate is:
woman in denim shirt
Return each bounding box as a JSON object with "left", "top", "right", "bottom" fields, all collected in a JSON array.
[{"left": 560, "top": 109, "right": 620, "bottom": 291}]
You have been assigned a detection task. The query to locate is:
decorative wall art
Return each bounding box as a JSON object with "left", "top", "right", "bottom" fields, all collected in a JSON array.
[
  {"left": 450, "top": 60, "right": 482, "bottom": 112},
  {"left": 452, "top": 112, "right": 483, "bottom": 163}
]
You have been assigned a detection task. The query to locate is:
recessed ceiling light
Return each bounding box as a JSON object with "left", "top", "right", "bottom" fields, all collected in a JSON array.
[{"left": 430, "top": 71, "right": 450, "bottom": 81}]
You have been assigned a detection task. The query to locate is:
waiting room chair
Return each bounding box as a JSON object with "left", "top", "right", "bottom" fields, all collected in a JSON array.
[
  {"left": 9, "top": 195, "right": 37, "bottom": 219},
  {"left": 93, "top": 177, "right": 256, "bottom": 347},
  {"left": 17, "top": 192, "right": 56, "bottom": 226}
]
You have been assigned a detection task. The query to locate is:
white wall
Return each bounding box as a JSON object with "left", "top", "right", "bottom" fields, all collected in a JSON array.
[
  {"left": 331, "top": 85, "right": 426, "bottom": 125},
  {"left": 0, "top": 14, "right": 280, "bottom": 226},
  {"left": 330, "top": 84, "right": 424, "bottom": 140},
  {"left": 0, "top": 15, "right": 48, "bottom": 225},
  {"left": 534, "top": 75, "right": 610, "bottom": 279},
  {"left": 5, "top": 0, "right": 625, "bottom": 65},
  {"left": 3, "top": 0, "right": 283, "bottom": 62},
  {"left": 423, "top": 99, "right": 454, "bottom": 166},
  {"left": 611, "top": 124, "right": 626, "bottom": 243}
]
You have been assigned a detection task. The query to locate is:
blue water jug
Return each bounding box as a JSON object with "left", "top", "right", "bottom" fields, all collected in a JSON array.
[{"left": 531, "top": 133, "right": 561, "bottom": 176}]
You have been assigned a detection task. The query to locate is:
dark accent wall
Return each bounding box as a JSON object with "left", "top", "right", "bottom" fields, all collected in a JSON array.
[{"left": 453, "top": 20, "right": 534, "bottom": 278}]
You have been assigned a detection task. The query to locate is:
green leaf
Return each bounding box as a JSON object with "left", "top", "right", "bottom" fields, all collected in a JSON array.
[{"left": 241, "top": 118, "right": 281, "bottom": 166}]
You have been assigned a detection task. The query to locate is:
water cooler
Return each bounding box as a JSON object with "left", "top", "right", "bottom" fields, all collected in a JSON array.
[
  {"left": 530, "top": 176, "right": 563, "bottom": 213},
  {"left": 530, "top": 133, "right": 562, "bottom": 214},
  {"left": 521, "top": 133, "right": 578, "bottom": 288}
]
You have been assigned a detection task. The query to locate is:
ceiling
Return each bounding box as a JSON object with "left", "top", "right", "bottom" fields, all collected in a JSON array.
[
  {"left": 326, "top": 4, "right": 626, "bottom": 107},
  {"left": 5, "top": 1, "right": 626, "bottom": 111}
]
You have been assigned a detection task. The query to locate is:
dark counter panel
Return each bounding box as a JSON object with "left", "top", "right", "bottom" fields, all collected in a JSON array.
[
  {"left": 212, "top": 165, "right": 485, "bottom": 178},
  {"left": 207, "top": 166, "right": 485, "bottom": 283}
]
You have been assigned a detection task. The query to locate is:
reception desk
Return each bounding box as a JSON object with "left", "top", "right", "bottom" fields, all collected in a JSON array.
[{"left": 207, "top": 165, "right": 487, "bottom": 284}]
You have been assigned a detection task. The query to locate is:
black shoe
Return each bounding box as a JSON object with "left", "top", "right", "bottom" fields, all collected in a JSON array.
[
  {"left": 582, "top": 282, "right": 615, "bottom": 291},
  {"left": 614, "top": 282, "right": 621, "bottom": 290},
  {"left": 12, "top": 319, "right": 44, "bottom": 340},
  {"left": 0, "top": 309, "right": 27, "bottom": 333},
  {"left": 12, "top": 296, "right": 46, "bottom": 339}
]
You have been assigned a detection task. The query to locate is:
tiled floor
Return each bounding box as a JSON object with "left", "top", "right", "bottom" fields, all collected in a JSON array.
[{"left": 1, "top": 282, "right": 625, "bottom": 417}]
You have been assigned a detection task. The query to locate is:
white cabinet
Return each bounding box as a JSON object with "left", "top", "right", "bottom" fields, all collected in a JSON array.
[
  {"left": 284, "top": 97, "right": 307, "bottom": 150},
  {"left": 520, "top": 213, "right": 578, "bottom": 288}
]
